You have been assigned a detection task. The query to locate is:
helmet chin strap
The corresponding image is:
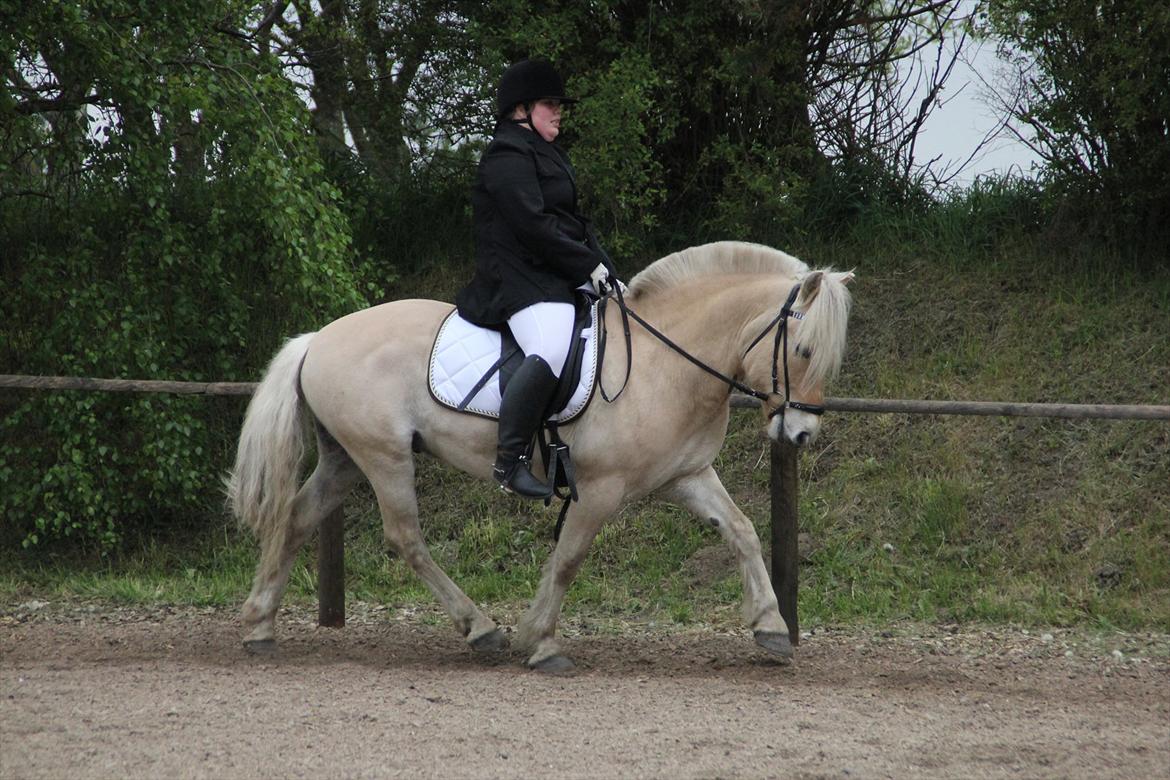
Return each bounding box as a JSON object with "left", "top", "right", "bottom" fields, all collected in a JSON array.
[{"left": 506, "top": 102, "right": 536, "bottom": 132}]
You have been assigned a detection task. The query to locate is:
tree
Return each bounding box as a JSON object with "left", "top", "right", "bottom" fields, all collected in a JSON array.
[
  {"left": 979, "top": 0, "right": 1170, "bottom": 246},
  {"left": 1, "top": 0, "right": 366, "bottom": 549},
  {"left": 234, "top": 1, "right": 490, "bottom": 276},
  {"left": 246, "top": 0, "right": 490, "bottom": 182},
  {"left": 471, "top": 1, "right": 966, "bottom": 246}
]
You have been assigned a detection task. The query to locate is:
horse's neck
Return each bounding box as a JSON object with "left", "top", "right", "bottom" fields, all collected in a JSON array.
[{"left": 634, "top": 274, "right": 790, "bottom": 390}]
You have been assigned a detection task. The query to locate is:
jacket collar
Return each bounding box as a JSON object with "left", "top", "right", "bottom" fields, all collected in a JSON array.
[{"left": 495, "top": 122, "right": 576, "bottom": 184}]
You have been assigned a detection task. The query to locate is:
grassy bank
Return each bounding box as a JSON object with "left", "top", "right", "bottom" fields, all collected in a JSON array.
[{"left": 3, "top": 234, "right": 1167, "bottom": 633}]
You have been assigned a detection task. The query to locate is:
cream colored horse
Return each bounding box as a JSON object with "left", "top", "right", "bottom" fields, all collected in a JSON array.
[{"left": 227, "top": 241, "right": 853, "bottom": 671}]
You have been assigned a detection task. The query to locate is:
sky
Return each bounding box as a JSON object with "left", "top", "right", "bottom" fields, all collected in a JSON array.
[{"left": 911, "top": 34, "right": 1042, "bottom": 185}]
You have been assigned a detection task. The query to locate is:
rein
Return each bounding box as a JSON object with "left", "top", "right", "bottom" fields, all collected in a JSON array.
[{"left": 598, "top": 281, "right": 825, "bottom": 421}]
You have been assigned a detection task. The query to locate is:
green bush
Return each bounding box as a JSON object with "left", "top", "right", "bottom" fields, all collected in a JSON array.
[
  {"left": 0, "top": 0, "right": 367, "bottom": 550},
  {"left": 984, "top": 0, "right": 1170, "bottom": 255}
]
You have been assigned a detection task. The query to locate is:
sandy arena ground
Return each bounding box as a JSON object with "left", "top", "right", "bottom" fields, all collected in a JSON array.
[{"left": 1, "top": 601, "right": 1167, "bottom": 779}]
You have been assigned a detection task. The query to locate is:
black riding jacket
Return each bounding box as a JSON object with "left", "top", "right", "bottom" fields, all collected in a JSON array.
[{"left": 455, "top": 121, "right": 610, "bottom": 327}]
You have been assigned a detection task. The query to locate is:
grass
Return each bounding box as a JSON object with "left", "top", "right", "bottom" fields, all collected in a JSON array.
[{"left": 2, "top": 225, "right": 1168, "bottom": 636}]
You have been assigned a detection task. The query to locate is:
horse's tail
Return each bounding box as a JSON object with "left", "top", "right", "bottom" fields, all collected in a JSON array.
[{"left": 225, "top": 333, "right": 316, "bottom": 551}]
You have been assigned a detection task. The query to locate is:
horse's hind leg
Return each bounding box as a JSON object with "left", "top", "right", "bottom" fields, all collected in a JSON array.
[
  {"left": 516, "top": 478, "right": 623, "bottom": 672},
  {"left": 242, "top": 423, "right": 362, "bottom": 649},
  {"left": 367, "top": 452, "right": 507, "bottom": 654},
  {"left": 664, "top": 466, "right": 792, "bottom": 659}
]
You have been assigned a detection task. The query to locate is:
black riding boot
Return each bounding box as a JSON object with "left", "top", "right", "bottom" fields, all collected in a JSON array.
[{"left": 494, "top": 354, "right": 558, "bottom": 499}]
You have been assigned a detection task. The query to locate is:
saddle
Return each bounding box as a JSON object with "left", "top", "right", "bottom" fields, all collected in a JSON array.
[
  {"left": 427, "top": 295, "right": 599, "bottom": 423},
  {"left": 428, "top": 295, "right": 600, "bottom": 512}
]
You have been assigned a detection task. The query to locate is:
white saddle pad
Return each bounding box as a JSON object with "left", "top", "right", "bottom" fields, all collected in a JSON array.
[{"left": 428, "top": 304, "right": 599, "bottom": 423}]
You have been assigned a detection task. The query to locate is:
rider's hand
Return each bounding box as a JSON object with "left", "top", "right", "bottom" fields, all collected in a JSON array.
[{"left": 589, "top": 263, "right": 610, "bottom": 295}]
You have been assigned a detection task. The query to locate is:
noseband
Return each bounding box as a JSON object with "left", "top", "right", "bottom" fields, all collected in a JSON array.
[{"left": 604, "top": 281, "right": 826, "bottom": 422}]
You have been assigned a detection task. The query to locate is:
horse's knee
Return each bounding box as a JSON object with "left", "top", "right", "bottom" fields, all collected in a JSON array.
[{"left": 390, "top": 540, "right": 430, "bottom": 569}]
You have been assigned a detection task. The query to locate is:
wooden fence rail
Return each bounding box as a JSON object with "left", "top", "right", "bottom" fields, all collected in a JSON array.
[
  {"left": 6, "top": 375, "right": 1167, "bottom": 420},
  {"left": 727, "top": 393, "right": 1170, "bottom": 420},
  {"left": 0, "top": 375, "right": 257, "bottom": 395},
  {"left": 4, "top": 372, "right": 1168, "bottom": 640}
]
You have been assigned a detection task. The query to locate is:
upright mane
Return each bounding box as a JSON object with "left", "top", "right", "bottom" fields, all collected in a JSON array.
[
  {"left": 628, "top": 241, "right": 809, "bottom": 298},
  {"left": 627, "top": 240, "right": 851, "bottom": 391}
]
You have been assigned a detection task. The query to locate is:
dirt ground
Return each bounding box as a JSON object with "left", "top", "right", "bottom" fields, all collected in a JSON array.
[{"left": 1, "top": 601, "right": 1167, "bottom": 780}]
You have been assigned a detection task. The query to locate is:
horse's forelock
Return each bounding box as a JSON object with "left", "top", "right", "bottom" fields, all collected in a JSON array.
[
  {"left": 628, "top": 241, "right": 809, "bottom": 298},
  {"left": 797, "top": 270, "right": 852, "bottom": 391}
]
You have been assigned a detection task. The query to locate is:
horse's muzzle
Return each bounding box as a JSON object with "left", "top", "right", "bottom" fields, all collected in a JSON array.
[{"left": 766, "top": 404, "right": 822, "bottom": 448}]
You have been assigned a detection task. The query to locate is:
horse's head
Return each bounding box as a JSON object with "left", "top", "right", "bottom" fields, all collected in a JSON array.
[{"left": 743, "top": 269, "right": 854, "bottom": 447}]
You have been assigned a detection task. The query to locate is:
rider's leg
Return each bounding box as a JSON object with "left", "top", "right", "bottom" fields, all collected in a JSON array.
[
  {"left": 507, "top": 302, "right": 574, "bottom": 378},
  {"left": 494, "top": 302, "right": 575, "bottom": 499}
]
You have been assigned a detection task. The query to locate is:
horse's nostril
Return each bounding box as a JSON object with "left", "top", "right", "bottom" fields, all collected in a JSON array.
[{"left": 796, "top": 431, "right": 809, "bottom": 446}]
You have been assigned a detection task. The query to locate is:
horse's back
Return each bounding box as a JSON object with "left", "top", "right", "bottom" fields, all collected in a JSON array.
[
  {"left": 318, "top": 297, "right": 450, "bottom": 344},
  {"left": 300, "top": 299, "right": 454, "bottom": 444}
]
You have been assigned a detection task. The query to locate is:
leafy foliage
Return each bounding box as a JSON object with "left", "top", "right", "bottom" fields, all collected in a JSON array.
[
  {"left": 981, "top": 0, "right": 1170, "bottom": 251},
  {"left": 472, "top": 1, "right": 965, "bottom": 253},
  {"left": 1, "top": 0, "right": 366, "bottom": 549}
]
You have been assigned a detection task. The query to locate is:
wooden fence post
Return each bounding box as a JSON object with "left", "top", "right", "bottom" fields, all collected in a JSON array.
[
  {"left": 317, "top": 507, "right": 345, "bottom": 628},
  {"left": 770, "top": 439, "right": 800, "bottom": 644}
]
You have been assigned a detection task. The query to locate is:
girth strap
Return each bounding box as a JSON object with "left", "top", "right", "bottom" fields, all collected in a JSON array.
[{"left": 538, "top": 421, "right": 579, "bottom": 541}]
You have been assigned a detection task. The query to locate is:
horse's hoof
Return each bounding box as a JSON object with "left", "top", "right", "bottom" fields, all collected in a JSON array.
[
  {"left": 530, "top": 654, "right": 576, "bottom": 674},
  {"left": 243, "top": 638, "right": 277, "bottom": 655},
  {"left": 469, "top": 628, "right": 510, "bottom": 654},
  {"left": 754, "top": 630, "right": 794, "bottom": 659}
]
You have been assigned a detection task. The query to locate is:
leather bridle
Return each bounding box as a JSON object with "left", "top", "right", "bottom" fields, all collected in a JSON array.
[
  {"left": 741, "top": 282, "right": 826, "bottom": 421},
  {"left": 601, "top": 281, "right": 825, "bottom": 423}
]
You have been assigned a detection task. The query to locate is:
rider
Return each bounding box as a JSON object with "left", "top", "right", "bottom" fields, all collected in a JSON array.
[{"left": 455, "top": 59, "right": 618, "bottom": 500}]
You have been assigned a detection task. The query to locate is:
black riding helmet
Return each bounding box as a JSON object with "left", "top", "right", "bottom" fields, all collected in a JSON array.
[{"left": 496, "top": 59, "right": 577, "bottom": 117}]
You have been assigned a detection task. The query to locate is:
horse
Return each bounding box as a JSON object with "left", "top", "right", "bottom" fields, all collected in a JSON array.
[{"left": 226, "top": 241, "right": 853, "bottom": 671}]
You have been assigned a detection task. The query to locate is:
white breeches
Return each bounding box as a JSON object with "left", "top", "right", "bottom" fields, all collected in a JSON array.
[{"left": 507, "top": 302, "right": 576, "bottom": 378}]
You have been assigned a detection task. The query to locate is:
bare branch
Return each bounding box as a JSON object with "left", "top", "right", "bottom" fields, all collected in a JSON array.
[
  {"left": 842, "top": 0, "right": 955, "bottom": 28},
  {"left": 256, "top": 1, "right": 292, "bottom": 39},
  {"left": 14, "top": 94, "right": 108, "bottom": 115}
]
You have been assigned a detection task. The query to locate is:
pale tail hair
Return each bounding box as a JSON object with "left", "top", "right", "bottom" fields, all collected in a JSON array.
[{"left": 225, "top": 333, "right": 316, "bottom": 548}]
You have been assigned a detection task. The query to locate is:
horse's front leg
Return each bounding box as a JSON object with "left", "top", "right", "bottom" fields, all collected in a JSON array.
[
  {"left": 664, "top": 466, "right": 793, "bottom": 659},
  {"left": 516, "top": 477, "right": 623, "bottom": 672}
]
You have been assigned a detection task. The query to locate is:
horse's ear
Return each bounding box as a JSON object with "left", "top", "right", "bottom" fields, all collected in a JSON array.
[
  {"left": 798, "top": 271, "right": 823, "bottom": 305},
  {"left": 838, "top": 270, "right": 856, "bottom": 286}
]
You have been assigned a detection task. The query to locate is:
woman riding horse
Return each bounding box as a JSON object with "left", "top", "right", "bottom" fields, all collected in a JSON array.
[
  {"left": 455, "top": 59, "right": 618, "bottom": 500},
  {"left": 229, "top": 241, "right": 853, "bottom": 670}
]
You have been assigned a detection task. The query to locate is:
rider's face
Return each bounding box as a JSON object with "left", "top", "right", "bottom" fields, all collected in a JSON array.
[{"left": 528, "top": 99, "right": 562, "bottom": 142}]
